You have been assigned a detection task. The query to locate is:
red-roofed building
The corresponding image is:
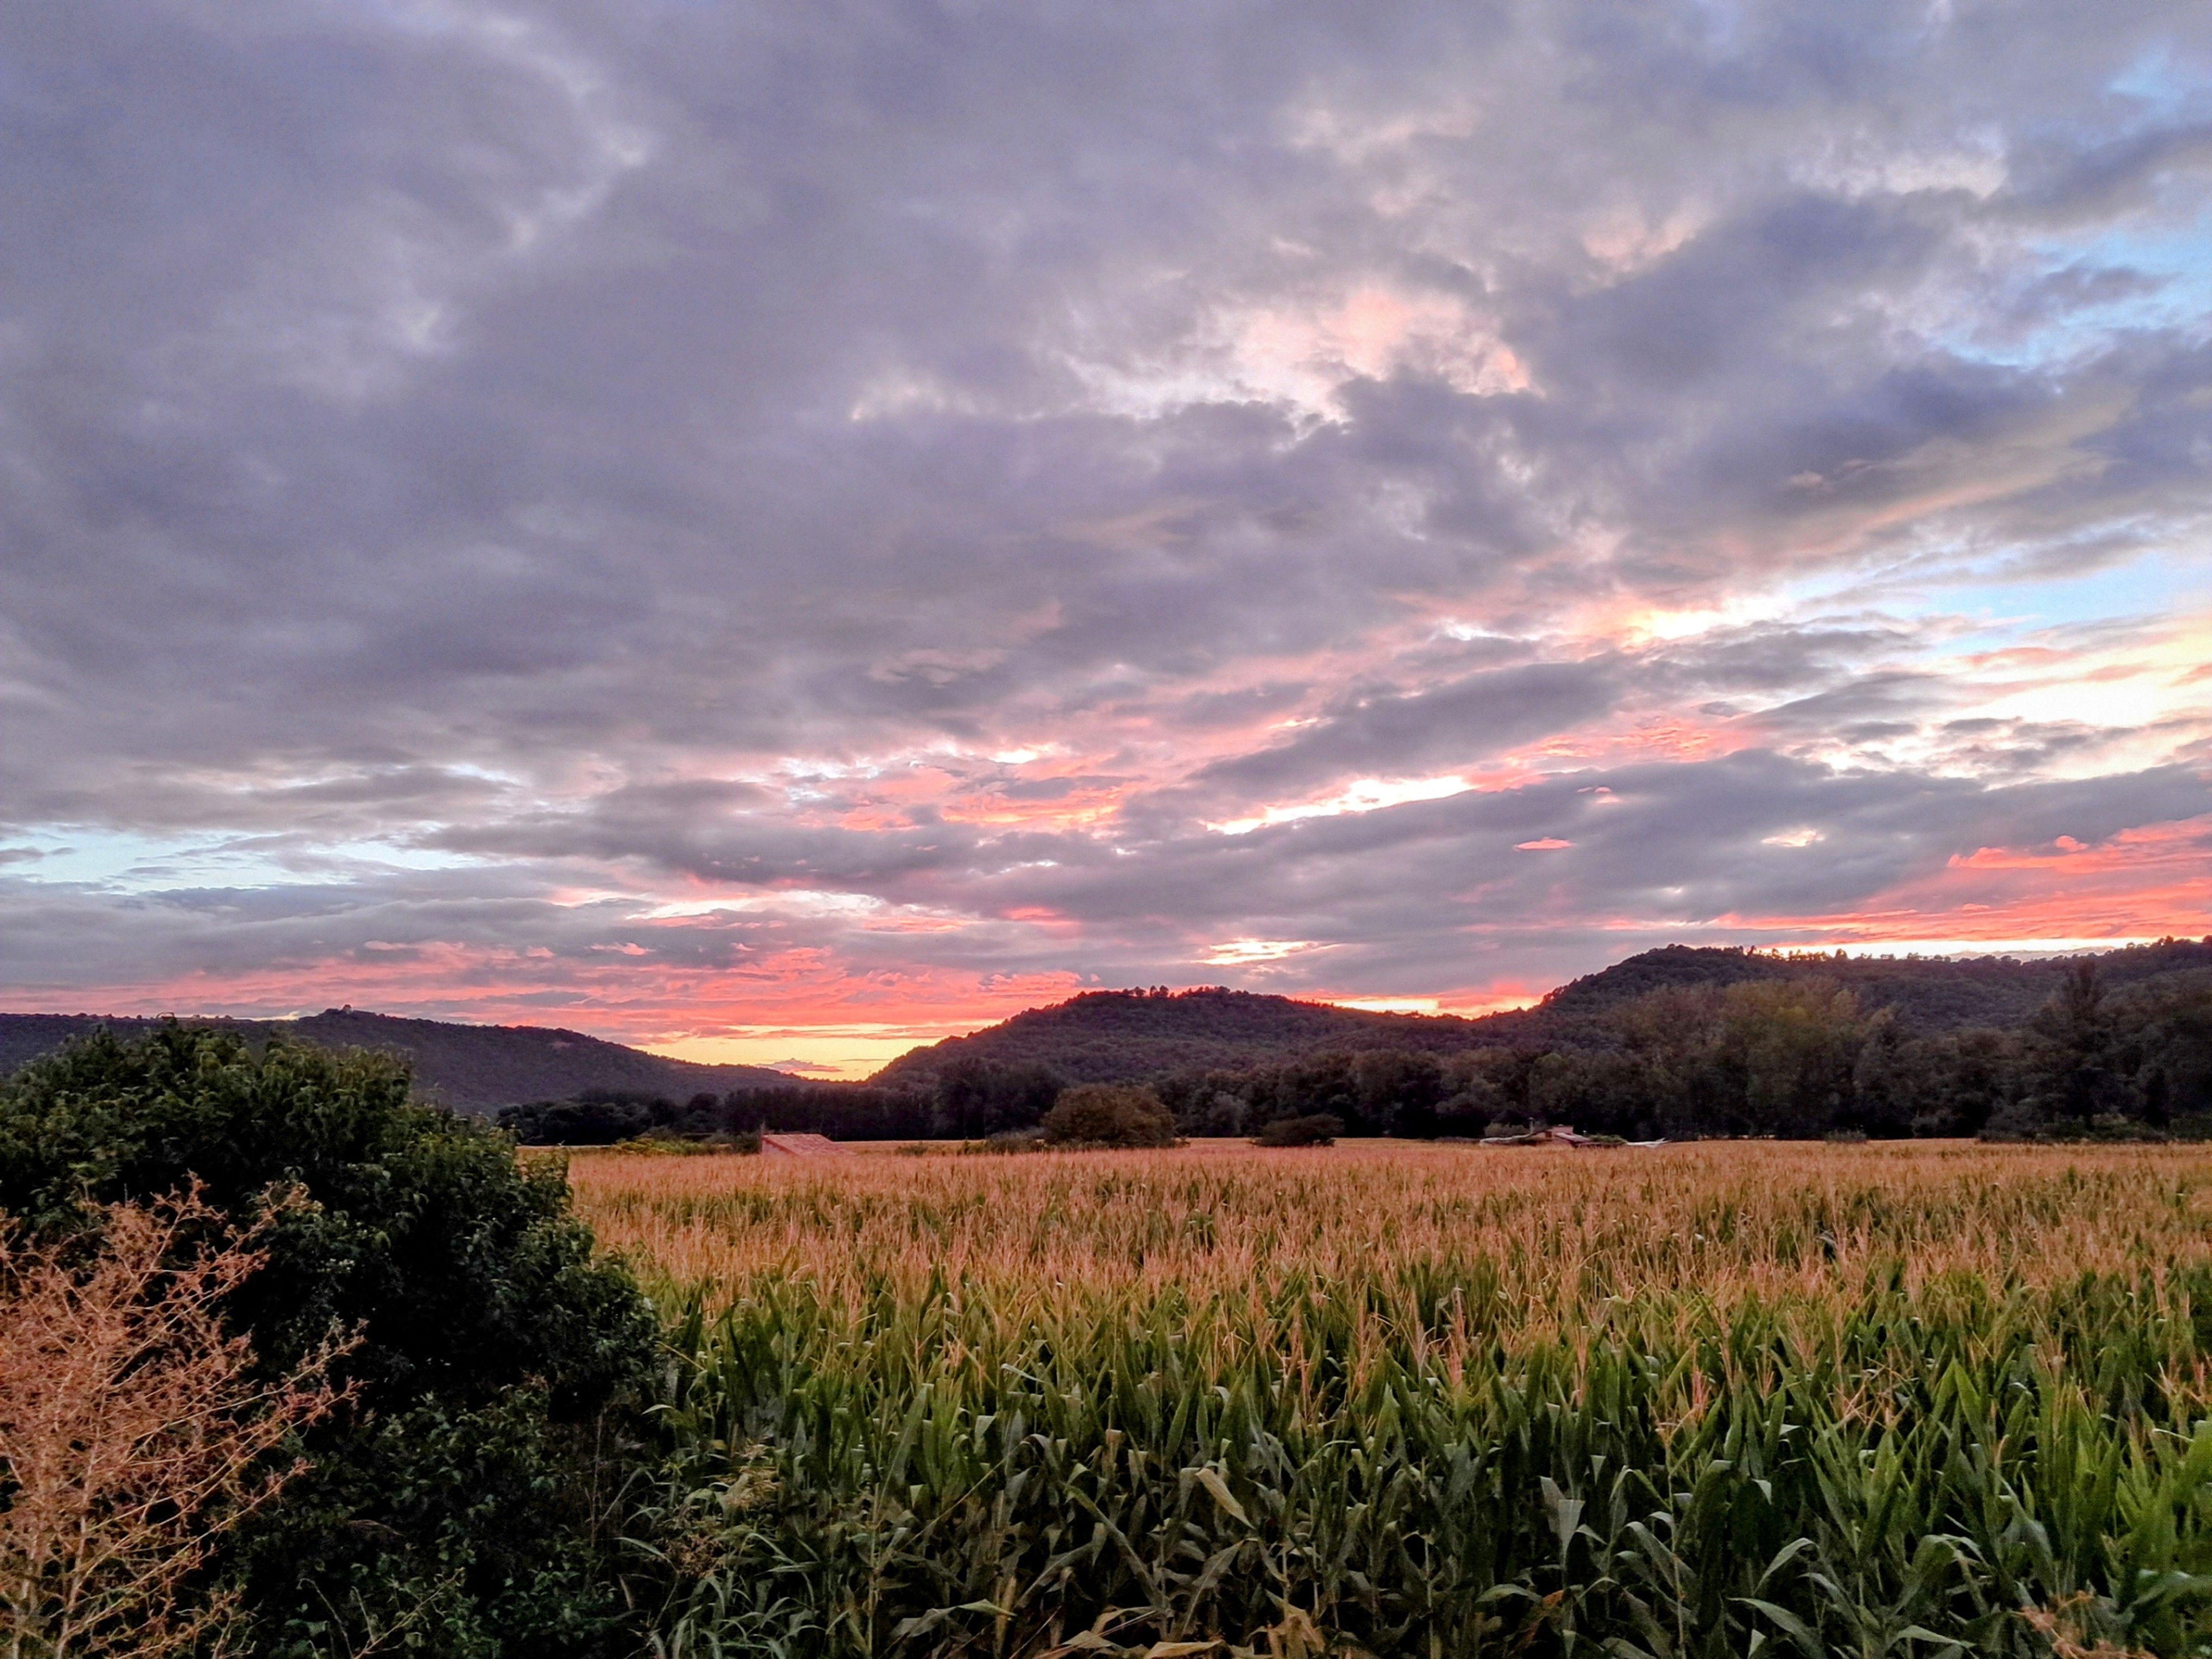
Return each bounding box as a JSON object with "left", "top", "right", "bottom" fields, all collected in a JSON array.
[{"left": 760, "top": 1132, "right": 852, "bottom": 1158}]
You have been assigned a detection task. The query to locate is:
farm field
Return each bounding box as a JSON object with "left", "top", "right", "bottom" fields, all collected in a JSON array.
[{"left": 569, "top": 1142, "right": 2212, "bottom": 1658}]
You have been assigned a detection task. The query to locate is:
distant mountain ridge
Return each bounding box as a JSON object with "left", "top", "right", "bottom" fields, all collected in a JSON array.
[
  {"left": 9, "top": 940, "right": 2209, "bottom": 1111},
  {"left": 0, "top": 1007, "right": 793, "bottom": 1113},
  {"left": 870, "top": 940, "right": 2212, "bottom": 1086}
]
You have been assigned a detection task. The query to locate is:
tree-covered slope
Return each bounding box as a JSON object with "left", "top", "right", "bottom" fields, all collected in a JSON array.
[
  {"left": 870, "top": 987, "right": 1501, "bottom": 1087},
  {"left": 1521, "top": 941, "right": 2212, "bottom": 1042},
  {"left": 0, "top": 1008, "right": 791, "bottom": 1113},
  {"left": 872, "top": 941, "right": 2212, "bottom": 1085}
]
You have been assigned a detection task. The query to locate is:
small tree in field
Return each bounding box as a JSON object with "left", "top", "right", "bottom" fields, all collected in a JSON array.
[
  {"left": 1255, "top": 1114, "right": 1342, "bottom": 1147},
  {"left": 0, "top": 1188, "right": 349, "bottom": 1659},
  {"left": 1040, "top": 1084, "right": 1177, "bottom": 1148}
]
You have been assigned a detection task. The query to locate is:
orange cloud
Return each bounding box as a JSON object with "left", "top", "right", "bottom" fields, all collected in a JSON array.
[{"left": 1718, "top": 815, "right": 2212, "bottom": 949}]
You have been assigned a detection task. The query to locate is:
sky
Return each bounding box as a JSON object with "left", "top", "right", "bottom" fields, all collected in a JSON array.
[{"left": 2, "top": 0, "right": 2209, "bottom": 1078}]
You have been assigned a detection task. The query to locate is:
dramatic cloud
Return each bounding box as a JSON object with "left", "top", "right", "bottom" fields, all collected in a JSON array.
[{"left": 2, "top": 0, "right": 2207, "bottom": 1072}]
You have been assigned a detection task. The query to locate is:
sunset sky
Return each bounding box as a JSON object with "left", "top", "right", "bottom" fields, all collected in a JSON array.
[{"left": 3, "top": 1, "right": 2209, "bottom": 1077}]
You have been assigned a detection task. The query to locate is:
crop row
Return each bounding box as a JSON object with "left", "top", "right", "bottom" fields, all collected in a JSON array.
[{"left": 569, "top": 1144, "right": 2212, "bottom": 1656}]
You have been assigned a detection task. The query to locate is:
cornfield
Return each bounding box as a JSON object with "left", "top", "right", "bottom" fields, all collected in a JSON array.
[{"left": 568, "top": 1142, "right": 2212, "bottom": 1657}]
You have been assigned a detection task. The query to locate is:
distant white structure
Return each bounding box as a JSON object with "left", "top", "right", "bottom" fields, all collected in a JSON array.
[
  {"left": 1479, "top": 1126, "right": 1658, "bottom": 1148},
  {"left": 760, "top": 1132, "right": 852, "bottom": 1158}
]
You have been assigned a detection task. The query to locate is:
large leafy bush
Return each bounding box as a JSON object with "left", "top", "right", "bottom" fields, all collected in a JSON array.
[
  {"left": 0, "top": 1024, "right": 660, "bottom": 1658},
  {"left": 1253, "top": 1112, "right": 1341, "bottom": 1146},
  {"left": 1039, "top": 1083, "right": 1176, "bottom": 1148}
]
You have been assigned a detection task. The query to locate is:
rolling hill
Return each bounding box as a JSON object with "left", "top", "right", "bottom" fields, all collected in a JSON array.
[
  {"left": 870, "top": 940, "right": 2212, "bottom": 1086},
  {"left": 869, "top": 987, "right": 1498, "bottom": 1087},
  {"left": 0, "top": 1007, "right": 794, "bottom": 1114},
  {"left": 9, "top": 940, "right": 2206, "bottom": 1113}
]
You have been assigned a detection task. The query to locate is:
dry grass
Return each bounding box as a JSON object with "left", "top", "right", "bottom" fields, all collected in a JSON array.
[
  {"left": 0, "top": 1188, "right": 349, "bottom": 1659},
  {"left": 568, "top": 1137, "right": 2212, "bottom": 1321}
]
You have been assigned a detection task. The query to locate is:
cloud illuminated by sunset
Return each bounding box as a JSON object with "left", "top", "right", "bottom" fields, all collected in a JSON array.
[{"left": 1, "top": 1, "right": 2209, "bottom": 1078}]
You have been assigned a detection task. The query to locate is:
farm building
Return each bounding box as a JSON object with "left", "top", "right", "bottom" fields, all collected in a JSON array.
[{"left": 760, "top": 1131, "right": 852, "bottom": 1158}]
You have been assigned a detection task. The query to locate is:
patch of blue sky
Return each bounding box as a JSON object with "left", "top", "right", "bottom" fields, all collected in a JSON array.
[
  {"left": 1928, "top": 221, "right": 2212, "bottom": 373},
  {"left": 2068, "top": 40, "right": 2212, "bottom": 312},
  {"left": 1908, "top": 155, "right": 2212, "bottom": 370},
  {"left": 1911, "top": 544, "right": 2201, "bottom": 663},
  {"left": 2037, "top": 222, "right": 2212, "bottom": 320},
  {"left": 1766, "top": 531, "right": 2197, "bottom": 670},
  {"left": 2107, "top": 40, "right": 2212, "bottom": 123},
  {"left": 0, "top": 829, "right": 486, "bottom": 894}
]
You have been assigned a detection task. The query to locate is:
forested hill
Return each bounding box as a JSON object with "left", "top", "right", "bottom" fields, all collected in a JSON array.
[
  {"left": 0, "top": 1007, "right": 792, "bottom": 1113},
  {"left": 1523, "top": 940, "right": 2212, "bottom": 1043},
  {"left": 871, "top": 988, "right": 1493, "bottom": 1088},
  {"left": 871, "top": 940, "right": 2212, "bottom": 1086}
]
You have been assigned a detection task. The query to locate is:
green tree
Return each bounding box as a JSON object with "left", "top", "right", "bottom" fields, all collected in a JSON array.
[
  {"left": 1843, "top": 1009, "right": 1909, "bottom": 1135},
  {"left": 1892, "top": 1027, "right": 2018, "bottom": 1137},
  {"left": 1436, "top": 1048, "right": 1528, "bottom": 1134},
  {"left": 1352, "top": 1049, "right": 1444, "bottom": 1136},
  {"left": 1040, "top": 1083, "right": 1177, "bottom": 1147},
  {"left": 1607, "top": 987, "right": 1730, "bottom": 1138},
  {"left": 0, "top": 1024, "right": 659, "bottom": 1659},
  {"left": 2025, "top": 961, "right": 2126, "bottom": 1122},
  {"left": 1719, "top": 980, "right": 1870, "bottom": 1137},
  {"left": 2120, "top": 981, "right": 2212, "bottom": 1124},
  {"left": 1233, "top": 1052, "right": 1361, "bottom": 1131},
  {"left": 934, "top": 1057, "right": 1064, "bottom": 1137}
]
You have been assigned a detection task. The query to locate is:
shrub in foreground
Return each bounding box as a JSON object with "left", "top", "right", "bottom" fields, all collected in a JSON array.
[
  {"left": 0, "top": 1189, "right": 346, "bottom": 1658},
  {"left": 1039, "top": 1083, "right": 1178, "bottom": 1148},
  {"left": 1255, "top": 1112, "right": 1342, "bottom": 1146},
  {"left": 0, "top": 1024, "right": 660, "bottom": 1659}
]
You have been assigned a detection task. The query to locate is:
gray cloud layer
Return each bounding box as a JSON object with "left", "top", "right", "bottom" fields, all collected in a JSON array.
[{"left": 2, "top": 0, "right": 2208, "bottom": 1030}]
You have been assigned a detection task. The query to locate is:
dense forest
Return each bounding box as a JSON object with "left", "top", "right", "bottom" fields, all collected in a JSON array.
[
  {"left": 1149, "top": 960, "right": 2212, "bottom": 1142},
  {"left": 501, "top": 942, "right": 2212, "bottom": 1146},
  {"left": 874, "top": 941, "right": 2212, "bottom": 1085}
]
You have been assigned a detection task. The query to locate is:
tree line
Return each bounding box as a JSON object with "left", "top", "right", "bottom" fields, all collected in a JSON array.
[
  {"left": 499, "top": 961, "right": 2212, "bottom": 1146},
  {"left": 1159, "top": 963, "right": 2209, "bottom": 1141}
]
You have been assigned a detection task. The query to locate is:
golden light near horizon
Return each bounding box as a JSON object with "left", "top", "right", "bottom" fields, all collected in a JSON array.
[{"left": 646, "top": 1026, "right": 955, "bottom": 1082}]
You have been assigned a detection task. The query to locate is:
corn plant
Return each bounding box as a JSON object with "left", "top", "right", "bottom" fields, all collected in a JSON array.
[{"left": 579, "top": 1143, "right": 2212, "bottom": 1657}]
